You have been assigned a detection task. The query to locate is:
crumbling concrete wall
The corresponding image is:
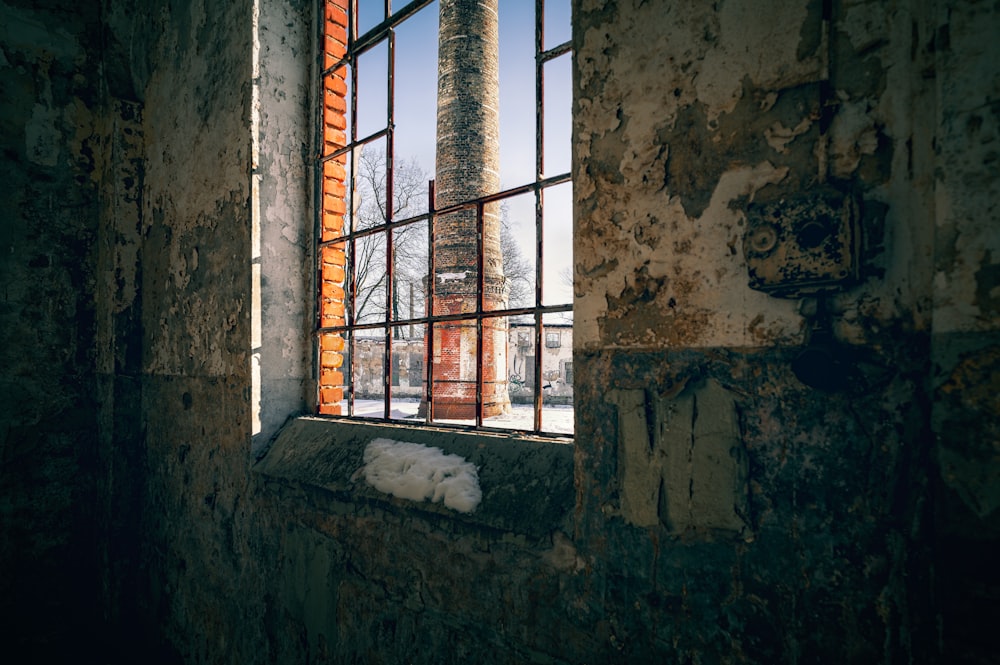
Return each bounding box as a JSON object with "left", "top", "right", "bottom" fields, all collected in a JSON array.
[
  {"left": 3, "top": 0, "right": 997, "bottom": 662},
  {"left": 252, "top": 0, "right": 313, "bottom": 450},
  {"left": 126, "top": 0, "right": 261, "bottom": 660},
  {"left": 571, "top": 0, "right": 992, "bottom": 662}
]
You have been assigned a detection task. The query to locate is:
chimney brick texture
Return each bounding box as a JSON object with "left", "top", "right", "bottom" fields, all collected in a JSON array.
[{"left": 426, "top": 0, "right": 510, "bottom": 419}]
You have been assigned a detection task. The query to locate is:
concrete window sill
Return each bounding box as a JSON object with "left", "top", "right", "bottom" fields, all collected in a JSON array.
[{"left": 253, "top": 417, "right": 575, "bottom": 538}]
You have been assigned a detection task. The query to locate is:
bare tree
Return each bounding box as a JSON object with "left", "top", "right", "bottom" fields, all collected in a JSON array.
[
  {"left": 350, "top": 150, "right": 534, "bottom": 331},
  {"left": 350, "top": 149, "right": 429, "bottom": 332},
  {"left": 501, "top": 203, "right": 533, "bottom": 309},
  {"left": 559, "top": 266, "right": 573, "bottom": 291}
]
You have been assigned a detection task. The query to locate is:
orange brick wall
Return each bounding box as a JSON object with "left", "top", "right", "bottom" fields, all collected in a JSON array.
[{"left": 317, "top": 0, "right": 349, "bottom": 416}]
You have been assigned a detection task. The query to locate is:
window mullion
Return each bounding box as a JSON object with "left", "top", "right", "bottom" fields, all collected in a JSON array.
[
  {"left": 475, "top": 202, "right": 486, "bottom": 427},
  {"left": 534, "top": 192, "right": 544, "bottom": 433},
  {"left": 425, "top": 179, "right": 436, "bottom": 423},
  {"left": 346, "top": 0, "right": 360, "bottom": 417},
  {"left": 534, "top": 0, "right": 546, "bottom": 432},
  {"left": 383, "top": 27, "right": 396, "bottom": 419},
  {"left": 536, "top": 0, "right": 545, "bottom": 181}
]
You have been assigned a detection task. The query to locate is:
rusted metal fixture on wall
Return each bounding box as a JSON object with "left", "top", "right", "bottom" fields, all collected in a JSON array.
[
  {"left": 743, "top": 186, "right": 865, "bottom": 390},
  {"left": 743, "top": 186, "right": 861, "bottom": 298}
]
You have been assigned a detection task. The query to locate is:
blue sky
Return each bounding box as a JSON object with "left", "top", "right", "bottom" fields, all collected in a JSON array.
[{"left": 351, "top": 0, "right": 573, "bottom": 308}]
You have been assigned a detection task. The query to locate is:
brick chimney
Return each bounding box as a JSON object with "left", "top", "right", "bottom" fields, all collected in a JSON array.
[{"left": 423, "top": 0, "right": 510, "bottom": 419}]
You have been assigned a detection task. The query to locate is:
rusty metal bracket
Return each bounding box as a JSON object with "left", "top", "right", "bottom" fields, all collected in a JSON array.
[{"left": 744, "top": 186, "right": 861, "bottom": 298}]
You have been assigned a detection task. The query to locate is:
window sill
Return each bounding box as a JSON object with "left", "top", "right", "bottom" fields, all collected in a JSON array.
[{"left": 253, "top": 417, "right": 575, "bottom": 539}]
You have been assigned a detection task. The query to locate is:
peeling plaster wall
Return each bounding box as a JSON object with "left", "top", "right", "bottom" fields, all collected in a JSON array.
[
  {"left": 2, "top": 0, "right": 997, "bottom": 663},
  {"left": 571, "top": 0, "right": 993, "bottom": 663},
  {"left": 574, "top": 0, "right": 935, "bottom": 351},
  {"left": 129, "top": 0, "right": 261, "bottom": 660}
]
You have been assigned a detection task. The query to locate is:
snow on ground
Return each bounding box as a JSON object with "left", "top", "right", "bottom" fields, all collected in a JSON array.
[
  {"left": 360, "top": 438, "right": 482, "bottom": 513},
  {"left": 350, "top": 399, "right": 574, "bottom": 435}
]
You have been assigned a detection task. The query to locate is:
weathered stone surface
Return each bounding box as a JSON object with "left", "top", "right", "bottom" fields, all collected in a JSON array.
[
  {"left": 611, "top": 378, "right": 749, "bottom": 533},
  {"left": 257, "top": 418, "right": 575, "bottom": 538},
  {"left": 1, "top": 0, "right": 997, "bottom": 663}
]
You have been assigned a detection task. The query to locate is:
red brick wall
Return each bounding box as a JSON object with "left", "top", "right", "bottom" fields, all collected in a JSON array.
[{"left": 317, "top": 0, "right": 349, "bottom": 415}]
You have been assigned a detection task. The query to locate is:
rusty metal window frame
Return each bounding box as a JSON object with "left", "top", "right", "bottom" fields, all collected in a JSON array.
[{"left": 315, "top": 0, "right": 573, "bottom": 437}]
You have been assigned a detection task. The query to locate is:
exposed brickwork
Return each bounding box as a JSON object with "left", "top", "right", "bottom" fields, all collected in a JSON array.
[
  {"left": 10, "top": 0, "right": 996, "bottom": 661},
  {"left": 317, "top": 0, "right": 349, "bottom": 416}
]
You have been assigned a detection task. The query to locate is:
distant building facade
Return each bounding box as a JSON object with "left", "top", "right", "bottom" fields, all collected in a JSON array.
[
  {"left": 507, "top": 322, "right": 573, "bottom": 404},
  {"left": 351, "top": 323, "right": 573, "bottom": 405}
]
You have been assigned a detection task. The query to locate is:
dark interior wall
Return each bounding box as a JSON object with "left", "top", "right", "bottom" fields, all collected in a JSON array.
[
  {"left": 0, "top": 0, "right": 259, "bottom": 659},
  {"left": 0, "top": 0, "right": 997, "bottom": 663},
  {"left": 927, "top": 0, "right": 1000, "bottom": 659},
  {"left": 0, "top": 1, "right": 106, "bottom": 658}
]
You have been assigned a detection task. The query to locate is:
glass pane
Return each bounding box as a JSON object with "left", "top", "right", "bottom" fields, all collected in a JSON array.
[
  {"left": 389, "top": 155, "right": 430, "bottom": 221},
  {"left": 427, "top": 319, "right": 478, "bottom": 426},
  {"left": 542, "top": 310, "right": 573, "bottom": 327},
  {"left": 390, "top": 324, "right": 424, "bottom": 419},
  {"left": 485, "top": 315, "right": 536, "bottom": 432},
  {"left": 393, "top": 3, "right": 438, "bottom": 203},
  {"left": 542, "top": 181, "right": 573, "bottom": 306},
  {"left": 540, "top": 317, "right": 573, "bottom": 434},
  {"left": 353, "top": 328, "right": 386, "bottom": 417},
  {"left": 543, "top": 53, "right": 571, "bottom": 177},
  {"left": 393, "top": 218, "right": 428, "bottom": 322},
  {"left": 352, "top": 137, "right": 387, "bottom": 230},
  {"left": 319, "top": 242, "right": 348, "bottom": 327},
  {"left": 482, "top": 200, "right": 505, "bottom": 312},
  {"left": 336, "top": 331, "right": 353, "bottom": 415},
  {"left": 318, "top": 331, "right": 347, "bottom": 416},
  {"left": 353, "top": 232, "right": 388, "bottom": 325},
  {"left": 344, "top": 150, "right": 356, "bottom": 232},
  {"left": 544, "top": 0, "right": 571, "bottom": 50},
  {"left": 541, "top": 395, "right": 574, "bottom": 434},
  {"left": 321, "top": 157, "right": 348, "bottom": 243},
  {"left": 481, "top": 315, "right": 509, "bottom": 421},
  {"left": 356, "top": 39, "right": 388, "bottom": 139},
  {"left": 493, "top": 191, "right": 536, "bottom": 311},
  {"left": 357, "top": 0, "right": 385, "bottom": 42},
  {"left": 498, "top": 3, "right": 536, "bottom": 189}
]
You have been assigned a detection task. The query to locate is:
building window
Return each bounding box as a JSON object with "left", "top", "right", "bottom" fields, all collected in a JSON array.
[
  {"left": 545, "top": 331, "right": 561, "bottom": 348},
  {"left": 316, "top": 0, "right": 572, "bottom": 436}
]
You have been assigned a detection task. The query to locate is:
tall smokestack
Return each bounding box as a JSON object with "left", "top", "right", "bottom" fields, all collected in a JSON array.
[{"left": 424, "top": 0, "right": 509, "bottom": 419}]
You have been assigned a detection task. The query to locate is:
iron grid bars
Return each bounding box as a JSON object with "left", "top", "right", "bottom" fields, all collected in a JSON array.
[{"left": 316, "top": 0, "right": 573, "bottom": 437}]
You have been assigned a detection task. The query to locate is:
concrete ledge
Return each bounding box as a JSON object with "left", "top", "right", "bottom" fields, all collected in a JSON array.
[{"left": 254, "top": 417, "right": 575, "bottom": 538}]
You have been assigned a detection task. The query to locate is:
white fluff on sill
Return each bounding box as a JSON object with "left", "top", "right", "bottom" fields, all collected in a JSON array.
[{"left": 360, "top": 438, "right": 482, "bottom": 513}]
